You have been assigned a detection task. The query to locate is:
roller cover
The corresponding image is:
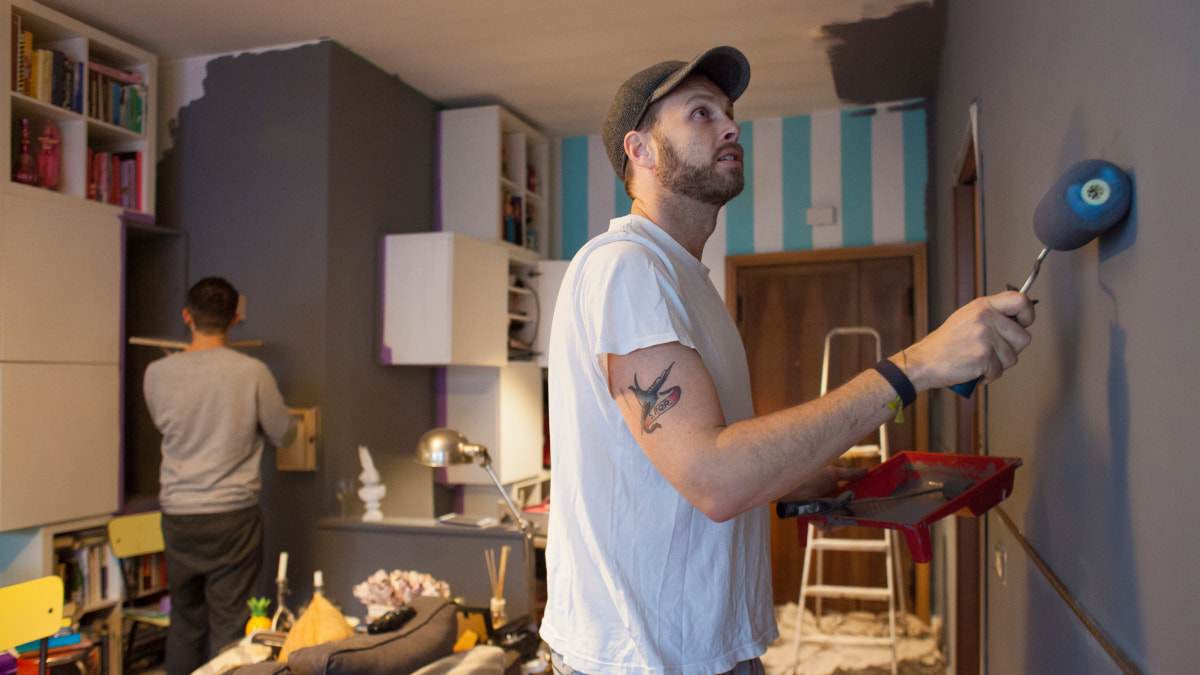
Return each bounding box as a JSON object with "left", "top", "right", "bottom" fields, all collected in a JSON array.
[{"left": 1033, "top": 159, "right": 1132, "bottom": 251}]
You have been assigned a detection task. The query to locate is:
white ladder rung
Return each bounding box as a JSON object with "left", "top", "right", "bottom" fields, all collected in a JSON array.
[
  {"left": 808, "top": 538, "right": 889, "bottom": 552},
  {"left": 843, "top": 444, "right": 882, "bottom": 458},
  {"left": 799, "top": 634, "right": 898, "bottom": 648},
  {"left": 795, "top": 326, "right": 902, "bottom": 675},
  {"left": 804, "top": 584, "right": 892, "bottom": 601}
]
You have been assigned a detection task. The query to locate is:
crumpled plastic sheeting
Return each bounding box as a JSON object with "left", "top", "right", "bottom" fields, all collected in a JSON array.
[{"left": 762, "top": 604, "right": 946, "bottom": 675}]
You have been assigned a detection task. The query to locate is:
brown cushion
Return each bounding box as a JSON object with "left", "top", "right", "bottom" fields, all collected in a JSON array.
[{"left": 284, "top": 596, "right": 458, "bottom": 675}]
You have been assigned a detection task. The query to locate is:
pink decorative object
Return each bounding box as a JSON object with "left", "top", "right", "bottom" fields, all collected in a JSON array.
[
  {"left": 12, "top": 118, "right": 39, "bottom": 186},
  {"left": 37, "top": 119, "right": 60, "bottom": 189}
]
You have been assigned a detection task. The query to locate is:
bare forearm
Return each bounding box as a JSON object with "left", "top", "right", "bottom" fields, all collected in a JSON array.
[{"left": 689, "top": 367, "right": 899, "bottom": 521}]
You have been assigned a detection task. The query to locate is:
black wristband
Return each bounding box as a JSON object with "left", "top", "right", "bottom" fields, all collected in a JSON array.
[{"left": 873, "top": 358, "right": 916, "bottom": 408}]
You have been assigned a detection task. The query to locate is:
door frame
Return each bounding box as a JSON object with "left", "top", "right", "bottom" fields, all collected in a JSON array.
[{"left": 952, "top": 120, "right": 986, "bottom": 675}]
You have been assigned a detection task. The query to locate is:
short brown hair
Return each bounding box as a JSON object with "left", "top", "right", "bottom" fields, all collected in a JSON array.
[{"left": 186, "top": 277, "right": 239, "bottom": 334}]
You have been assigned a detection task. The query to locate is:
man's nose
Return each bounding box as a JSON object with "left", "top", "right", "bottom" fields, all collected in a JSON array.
[{"left": 720, "top": 116, "right": 740, "bottom": 143}]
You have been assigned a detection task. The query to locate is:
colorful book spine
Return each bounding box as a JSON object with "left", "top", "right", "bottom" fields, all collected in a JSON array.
[
  {"left": 11, "top": 13, "right": 19, "bottom": 91},
  {"left": 20, "top": 29, "right": 32, "bottom": 95}
]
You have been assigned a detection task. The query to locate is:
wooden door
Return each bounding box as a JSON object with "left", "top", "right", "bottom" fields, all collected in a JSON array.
[{"left": 727, "top": 243, "right": 928, "bottom": 609}]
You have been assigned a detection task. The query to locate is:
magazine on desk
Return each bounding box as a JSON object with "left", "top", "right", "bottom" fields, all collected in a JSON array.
[{"left": 435, "top": 513, "right": 498, "bottom": 529}]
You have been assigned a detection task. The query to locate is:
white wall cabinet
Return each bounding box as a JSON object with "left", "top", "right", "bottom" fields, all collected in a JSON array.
[
  {"left": 0, "top": 193, "right": 121, "bottom": 363},
  {"left": 0, "top": 362, "right": 119, "bottom": 530},
  {"left": 381, "top": 231, "right": 560, "bottom": 367},
  {"left": 444, "top": 360, "right": 544, "bottom": 487},
  {"left": 381, "top": 232, "right": 510, "bottom": 367}
]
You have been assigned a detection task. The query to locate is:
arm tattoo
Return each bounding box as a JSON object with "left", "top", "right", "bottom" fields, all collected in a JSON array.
[{"left": 629, "top": 362, "right": 682, "bottom": 434}]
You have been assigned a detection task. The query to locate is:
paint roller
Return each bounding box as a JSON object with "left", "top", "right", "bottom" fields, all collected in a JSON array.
[{"left": 949, "top": 159, "right": 1133, "bottom": 398}]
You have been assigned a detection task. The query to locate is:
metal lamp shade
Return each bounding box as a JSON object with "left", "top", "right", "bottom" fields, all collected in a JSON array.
[{"left": 414, "top": 428, "right": 479, "bottom": 467}]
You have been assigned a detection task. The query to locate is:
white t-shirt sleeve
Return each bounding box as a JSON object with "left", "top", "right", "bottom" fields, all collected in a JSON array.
[{"left": 579, "top": 240, "right": 692, "bottom": 358}]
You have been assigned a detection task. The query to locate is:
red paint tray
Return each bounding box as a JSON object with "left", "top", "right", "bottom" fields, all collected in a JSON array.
[{"left": 780, "top": 451, "right": 1022, "bottom": 563}]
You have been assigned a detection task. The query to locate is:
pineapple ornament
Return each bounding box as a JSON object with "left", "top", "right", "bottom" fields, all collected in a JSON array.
[{"left": 246, "top": 597, "right": 273, "bottom": 634}]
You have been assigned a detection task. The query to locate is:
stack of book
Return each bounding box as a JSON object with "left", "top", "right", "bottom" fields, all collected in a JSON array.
[
  {"left": 13, "top": 629, "right": 96, "bottom": 671},
  {"left": 87, "top": 60, "right": 146, "bottom": 133},
  {"left": 52, "top": 527, "right": 119, "bottom": 610},
  {"left": 87, "top": 148, "right": 143, "bottom": 209},
  {"left": 119, "top": 548, "right": 168, "bottom": 600},
  {"left": 10, "top": 14, "right": 84, "bottom": 112}
]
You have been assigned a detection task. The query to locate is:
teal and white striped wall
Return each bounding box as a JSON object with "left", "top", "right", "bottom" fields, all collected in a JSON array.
[{"left": 558, "top": 101, "right": 928, "bottom": 295}]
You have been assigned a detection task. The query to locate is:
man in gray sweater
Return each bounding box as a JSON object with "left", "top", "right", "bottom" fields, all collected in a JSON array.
[{"left": 144, "top": 277, "right": 296, "bottom": 675}]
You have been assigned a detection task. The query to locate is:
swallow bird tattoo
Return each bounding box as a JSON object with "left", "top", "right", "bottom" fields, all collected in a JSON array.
[{"left": 629, "top": 362, "right": 681, "bottom": 434}]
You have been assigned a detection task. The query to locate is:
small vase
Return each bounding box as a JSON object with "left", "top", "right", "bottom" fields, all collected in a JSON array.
[
  {"left": 489, "top": 596, "right": 507, "bottom": 628},
  {"left": 12, "top": 118, "right": 39, "bottom": 186}
]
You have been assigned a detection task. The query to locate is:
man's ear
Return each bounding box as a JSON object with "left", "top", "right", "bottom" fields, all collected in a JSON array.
[
  {"left": 181, "top": 307, "right": 193, "bottom": 328},
  {"left": 623, "top": 129, "right": 656, "bottom": 171},
  {"left": 229, "top": 314, "right": 241, "bottom": 330}
]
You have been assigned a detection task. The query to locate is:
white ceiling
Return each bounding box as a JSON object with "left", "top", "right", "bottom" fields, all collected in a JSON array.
[{"left": 36, "top": 0, "right": 942, "bottom": 138}]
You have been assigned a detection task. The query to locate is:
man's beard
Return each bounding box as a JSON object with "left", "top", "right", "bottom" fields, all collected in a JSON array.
[{"left": 654, "top": 132, "right": 745, "bottom": 206}]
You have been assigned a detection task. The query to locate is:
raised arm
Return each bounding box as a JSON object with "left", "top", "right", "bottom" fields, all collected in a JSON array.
[{"left": 608, "top": 290, "right": 1035, "bottom": 522}]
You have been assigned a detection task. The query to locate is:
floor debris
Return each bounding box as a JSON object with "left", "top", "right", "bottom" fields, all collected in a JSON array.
[{"left": 762, "top": 603, "right": 947, "bottom": 675}]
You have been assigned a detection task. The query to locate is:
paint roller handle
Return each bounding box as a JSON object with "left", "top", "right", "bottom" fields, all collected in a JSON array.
[
  {"left": 949, "top": 378, "right": 981, "bottom": 398},
  {"left": 948, "top": 286, "right": 1038, "bottom": 398},
  {"left": 948, "top": 310, "right": 1024, "bottom": 398}
]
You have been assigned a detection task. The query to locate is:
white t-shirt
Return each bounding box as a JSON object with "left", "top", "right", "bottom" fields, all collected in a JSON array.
[{"left": 541, "top": 215, "right": 777, "bottom": 675}]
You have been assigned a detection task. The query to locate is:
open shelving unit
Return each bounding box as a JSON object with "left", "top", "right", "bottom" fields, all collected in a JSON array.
[
  {"left": 439, "top": 104, "right": 550, "bottom": 258},
  {"left": 4, "top": 0, "right": 156, "bottom": 214}
]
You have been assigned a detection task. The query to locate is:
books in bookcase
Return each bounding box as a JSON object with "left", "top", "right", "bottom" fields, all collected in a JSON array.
[
  {"left": 501, "top": 189, "right": 524, "bottom": 246},
  {"left": 86, "top": 61, "right": 144, "bottom": 133},
  {"left": 118, "top": 550, "right": 168, "bottom": 600},
  {"left": 10, "top": 12, "right": 84, "bottom": 112},
  {"left": 86, "top": 148, "right": 142, "bottom": 210},
  {"left": 52, "top": 527, "right": 120, "bottom": 610},
  {"left": 10, "top": 12, "right": 146, "bottom": 130}
]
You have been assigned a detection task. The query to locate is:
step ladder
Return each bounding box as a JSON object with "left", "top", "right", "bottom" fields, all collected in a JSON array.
[{"left": 791, "top": 327, "right": 905, "bottom": 675}]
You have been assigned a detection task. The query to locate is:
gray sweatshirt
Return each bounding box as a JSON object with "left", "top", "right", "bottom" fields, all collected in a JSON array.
[{"left": 144, "top": 347, "right": 295, "bottom": 514}]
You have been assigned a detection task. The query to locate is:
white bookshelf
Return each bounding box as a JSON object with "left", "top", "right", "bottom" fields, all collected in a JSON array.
[
  {"left": 439, "top": 105, "right": 550, "bottom": 258},
  {"left": 3, "top": 0, "right": 157, "bottom": 214}
]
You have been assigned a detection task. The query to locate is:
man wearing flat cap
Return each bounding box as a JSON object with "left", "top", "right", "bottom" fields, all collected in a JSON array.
[{"left": 541, "top": 46, "right": 1035, "bottom": 674}]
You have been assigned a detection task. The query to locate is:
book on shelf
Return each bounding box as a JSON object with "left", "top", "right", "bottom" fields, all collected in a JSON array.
[
  {"left": 53, "top": 527, "right": 119, "bottom": 610},
  {"left": 502, "top": 190, "right": 524, "bottom": 246},
  {"left": 86, "top": 148, "right": 143, "bottom": 210},
  {"left": 11, "top": 13, "right": 18, "bottom": 91},
  {"left": 10, "top": 16, "right": 83, "bottom": 113},
  {"left": 119, "top": 549, "right": 168, "bottom": 599},
  {"left": 86, "top": 60, "right": 145, "bottom": 132},
  {"left": 20, "top": 29, "right": 31, "bottom": 96}
]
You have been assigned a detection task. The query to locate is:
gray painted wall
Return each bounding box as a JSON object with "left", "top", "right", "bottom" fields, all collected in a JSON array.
[
  {"left": 930, "top": 1, "right": 1200, "bottom": 672},
  {"left": 156, "top": 41, "right": 440, "bottom": 601}
]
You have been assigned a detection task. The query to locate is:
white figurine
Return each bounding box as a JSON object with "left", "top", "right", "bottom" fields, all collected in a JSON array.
[{"left": 357, "top": 444, "right": 386, "bottom": 522}]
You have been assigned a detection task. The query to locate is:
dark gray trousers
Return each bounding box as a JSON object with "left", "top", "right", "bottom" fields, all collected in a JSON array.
[{"left": 161, "top": 504, "right": 263, "bottom": 675}]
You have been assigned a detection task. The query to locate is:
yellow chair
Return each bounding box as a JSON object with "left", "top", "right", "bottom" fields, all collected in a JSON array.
[
  {"left": 0, "top": 575, "right": 65, "bottom": 675},
  {"left": 107, "top": 511, "right": 165, "bottom": 558},
  {"left": 109, "top": 511, "right": 170, "bottom": 670}
]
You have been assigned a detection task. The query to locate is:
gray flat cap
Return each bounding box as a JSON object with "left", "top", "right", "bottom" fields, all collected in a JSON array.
[{"left": 601, "top": 46, "right": 751, "bottom": 178}]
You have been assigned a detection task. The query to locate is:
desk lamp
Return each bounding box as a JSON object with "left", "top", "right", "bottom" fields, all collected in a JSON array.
[
  {"left": 415, "top": 428, "right": 539, "bottom": 637},
  {"left": 414, "top": 428, "right": 532, "bottom": 535}
]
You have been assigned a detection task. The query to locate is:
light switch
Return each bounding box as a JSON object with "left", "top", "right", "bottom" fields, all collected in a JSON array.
[{"left": 278, "top": 407, "right": 319, "bottom": 471}]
